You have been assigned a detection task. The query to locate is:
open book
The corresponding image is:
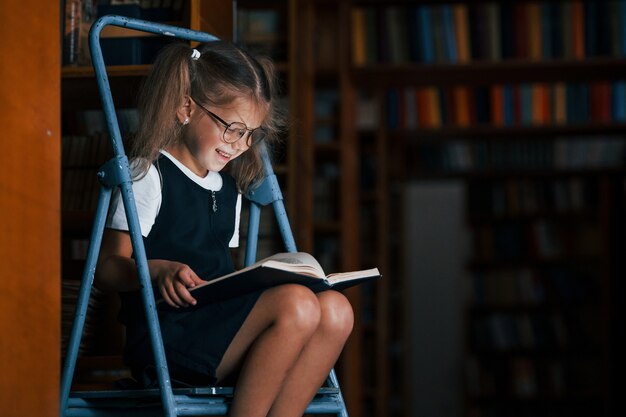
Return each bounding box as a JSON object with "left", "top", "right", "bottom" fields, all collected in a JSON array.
[{"left": 163, "top": 252, "right": 381, "bottom": 308}]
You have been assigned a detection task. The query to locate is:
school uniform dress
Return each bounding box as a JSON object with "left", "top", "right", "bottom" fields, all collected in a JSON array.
[{"left": 107, "top": 151, "right": 262, "bottom": 386}]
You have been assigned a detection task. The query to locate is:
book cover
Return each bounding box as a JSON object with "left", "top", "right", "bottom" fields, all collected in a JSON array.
[
  {"left": 595, "top": 0, "right": 611, "bottom": 56},
  {"left": 513, "top": 3, "right": 527, "bottom": 59},
  {"left": 499, "top": 2, "right": 515, "bottom": 59},
  {"left": 351, "top": 8, "right": 367, "bottom": 66},
  {"left": 502, "top": 84, "right": 515, "bottom": 126},
  {"left": 386, "top": 89, "right": 400, "bottom": 129},
  {"left": 612, "top": 80, "right": 626, "bottom": 121},
  {"left": 531, "top": 84, "right": 550, "bottom": 126},
  {"left": 610, "top": 0, "right": 623, "bottom": 57},
  {"left": 484, "top": 2, "right": 501, "bottom": 61},
  {"left": 426, "top": 86, "right": 442, "bottom": 128},
  {"left": 453, "top": 4, "right": 471, "bottom": 63},
  {"left": 363, "top": 8, "right": 379, "bottom": 64},
  {"left": 440, "top": 5, "right": 458, "bottom": 62},
  {"left": 416, "top": 5, "right": 435, "bottom": 63},
  {"left": 584, "top": 0, "right": 597, "bottom": 57},
  {"left": 552, "top": 82, "right": 567, "bottom": 124},
  {"left": 160, "top": 252, "right": 381, "bottom": 309},
  {"left": 475, "top": 86, "right": 490, "bottom": 124},
  {"left": 490, "top": 84, "right": 504, "bottom": 126},
  {"left": 550, "top": 1, "right": 563, "bottom": 58},
  {"left": 63, "top": 0, "right": 82, "bottom": 66},
  {"left": 431, "top": 6, "right": 445, "bottom": 62},
  {"left": 561, "top": 2, "right": 573, "bottom": 58},
  {"left": 526, "top": 3, "right": 542, "bottom": 61},
  {"left": 416, "top": 87, "right": 431, "bottom": 127},
  {"left": 453, "top": 86, "right": 471, "bottom": 127},
  {"left": 386, "top": 7, "right": 410, "bottom": 64},
  {"left": 571, "top": 0, "right": 585, "bottom": 59},
  {"left": 620, "top": 0, "right": 626, "bottom": 56},
  {"left": 540, "top": 2, "right": 554, "bottom": 59}
]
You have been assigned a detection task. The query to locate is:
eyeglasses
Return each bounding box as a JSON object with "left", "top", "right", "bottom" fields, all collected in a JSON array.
[{"left": 191, "top": 97, "right": 265, "bottom": 147}]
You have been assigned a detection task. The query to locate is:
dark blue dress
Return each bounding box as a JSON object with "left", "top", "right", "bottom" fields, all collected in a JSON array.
[{"left": 119, "top": 155, "right": 262, "bottom": 386}]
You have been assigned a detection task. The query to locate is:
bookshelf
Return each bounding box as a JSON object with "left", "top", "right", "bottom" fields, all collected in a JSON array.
[
  {"left": 290, "top": 2, "right": 391, "bottom": 417},
  {"left": 341, "top": 1, "right": 626, "bottom": 417}
]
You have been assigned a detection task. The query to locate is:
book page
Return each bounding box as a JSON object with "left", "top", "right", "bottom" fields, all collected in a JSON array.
[
  {"left": 326, "top": 267, "right": 381, "bottom": 284},
  {"left": 260, "top": 252, "right": 326, "bottom": 278}
]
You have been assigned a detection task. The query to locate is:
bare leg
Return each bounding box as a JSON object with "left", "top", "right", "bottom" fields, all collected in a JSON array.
[
  {"left": 215, "top": 284, "right": 322, "bottom": 417},
  {"left": 267, "top": 290, "right": 354, "bottom": 417}
]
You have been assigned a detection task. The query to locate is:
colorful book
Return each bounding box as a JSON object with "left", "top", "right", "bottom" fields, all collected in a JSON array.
[
  {"left": 416, "top": 6, "right": 435, "bottom": 63},
  {"left": 526, "top": 3, "right": 542, "bottom": 61},
  {"left": 552, "top": 82, "right": 567, "bottom": 125},
  {"left": 351, "top": 8, "right": 367, "bottom": 65},
  {"left": 453, "top": 4, "right": 471, "bottom": 62},
  {"left": 485, "top": 2, "right": 501, "bottom": 61},
  {"left": 503, "top": 84, "right": 515, "bottom": 126},
  {"left": 612, "top": 81, "right": 626, "bottom": 121},
  {"left": 441, "top": 5, "right": 458, "bottom": 62},
  {"left": 541, "top": 2, "right": 554, "bottom": 59},
  {"left": 490, "top": 85, "right": 504, "bottom": 126},
  {"left": 571, "top": 1, "right": 585, "bottom": 59}
]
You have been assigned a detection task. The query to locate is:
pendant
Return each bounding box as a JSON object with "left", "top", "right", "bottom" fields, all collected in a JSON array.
[{"left": 211, "top": 190, "right": 217, "bottom": 213}]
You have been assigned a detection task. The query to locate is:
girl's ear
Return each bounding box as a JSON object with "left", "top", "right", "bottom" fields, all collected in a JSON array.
[{"left": 176, "top": 96, "right": 192, "bottom": 124}]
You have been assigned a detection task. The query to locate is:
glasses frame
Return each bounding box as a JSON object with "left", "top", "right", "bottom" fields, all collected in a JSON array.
[{"left": 191, "top": 97, "right": 264, "bottom": 147}]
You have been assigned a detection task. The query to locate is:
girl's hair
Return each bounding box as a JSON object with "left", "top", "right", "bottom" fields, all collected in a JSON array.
[{"left": 131, "top": 40, "right": 285, "bottom": 193}]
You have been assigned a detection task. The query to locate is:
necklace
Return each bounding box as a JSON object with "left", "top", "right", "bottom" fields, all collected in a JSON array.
[{"left": 211, "top": 190, "right": 217, "bottom": 213}]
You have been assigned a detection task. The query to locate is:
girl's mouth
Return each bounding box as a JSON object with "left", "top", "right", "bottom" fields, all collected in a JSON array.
[{"left": 216, "top": 149, "right": 232, "bottom": 160}]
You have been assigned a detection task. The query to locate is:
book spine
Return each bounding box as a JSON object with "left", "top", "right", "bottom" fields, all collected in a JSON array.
[
  {"left": 453, "top": 4, "right": 471, "bottom": 63},
  {"left": 351, "top": 8, "right": 367, "bottom": 65},
  {"left": 63, "top": 0, "right": 82, "bottom": 66},
  {"left": 417, "top": 6, "right": 435, "bottom": 63}
]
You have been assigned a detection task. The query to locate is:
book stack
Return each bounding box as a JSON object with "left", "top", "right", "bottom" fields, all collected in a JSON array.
[
  {"left": 61, "top": 280, "right": 107, "bottom": 357},
  {"left": 62, "top": 0, "right": 184, "bottom": 67},
  {"left": 62, "top": 134, "right": 113, "bottom": 212}
]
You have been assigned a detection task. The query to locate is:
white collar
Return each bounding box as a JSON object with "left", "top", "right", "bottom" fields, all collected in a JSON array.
[{"left": 160, "top": 150, "right": 223, "bottom": 191}]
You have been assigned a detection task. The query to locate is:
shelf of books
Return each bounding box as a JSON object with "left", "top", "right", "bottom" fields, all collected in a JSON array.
[
  {"left": 345, "top": 1, "right": 625, "bottom": 416},
  {"left": 463, "top": 173, "right": 612, "bottom": 416},
  {"left": 291, "top": 2, "right": 398, "bottom": 417}
]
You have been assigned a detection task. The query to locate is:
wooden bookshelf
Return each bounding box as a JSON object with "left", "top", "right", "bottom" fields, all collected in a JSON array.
[{"left": 290, "top": 1, "right": 626, "bottom": 417}]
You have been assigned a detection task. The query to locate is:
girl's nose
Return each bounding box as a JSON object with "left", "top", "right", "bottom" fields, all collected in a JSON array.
[{"left": 231, "top": 136, "right": 250, "bottom": 151}]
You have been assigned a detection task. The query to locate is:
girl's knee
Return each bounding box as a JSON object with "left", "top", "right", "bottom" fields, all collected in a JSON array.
[
  {"left": 266, "top": 284, "right": 321, "bottom": 333},
  {"left": 318, "top": 291, "right": 354, "bottom": 338}
]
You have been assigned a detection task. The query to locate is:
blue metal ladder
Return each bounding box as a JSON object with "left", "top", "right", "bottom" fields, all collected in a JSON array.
[{"left": 60, "top": 15, "right": 349, "bottom": 417}]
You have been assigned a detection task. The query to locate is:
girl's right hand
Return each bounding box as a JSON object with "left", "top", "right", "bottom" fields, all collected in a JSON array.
[{"left": 150, "top": 260, "right": 205, "bottom": 308}]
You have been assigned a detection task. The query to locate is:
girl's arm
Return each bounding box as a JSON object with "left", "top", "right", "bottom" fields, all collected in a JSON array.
[{"left": 95, "top": 228, "right": 205, "bottom": 308}]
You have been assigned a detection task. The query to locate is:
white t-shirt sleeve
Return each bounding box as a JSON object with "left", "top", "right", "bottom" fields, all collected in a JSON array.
[
  {"left": 229, "top": 193, "right": 242, "bottom": 248},
  {"left": 106, "top": 165, "right": 162, "bottom": 237}
]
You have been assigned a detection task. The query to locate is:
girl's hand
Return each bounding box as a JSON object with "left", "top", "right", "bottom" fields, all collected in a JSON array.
[{"left": 150, "top": 260, "right": 205, "bottom": 308}]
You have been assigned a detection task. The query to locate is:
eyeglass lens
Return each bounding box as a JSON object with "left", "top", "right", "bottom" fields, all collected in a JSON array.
[{"left": 223, "top": 123, "right": 264, "bottom": 146}]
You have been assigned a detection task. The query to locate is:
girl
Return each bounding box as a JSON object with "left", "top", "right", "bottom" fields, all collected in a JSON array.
[{"left": 94, "top": 40, "right": 354, "bottom": 417}]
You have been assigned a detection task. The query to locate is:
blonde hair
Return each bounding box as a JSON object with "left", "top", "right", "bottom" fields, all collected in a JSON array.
[{"left": 131, "top": 41, "right": 285, "bottom": 193}]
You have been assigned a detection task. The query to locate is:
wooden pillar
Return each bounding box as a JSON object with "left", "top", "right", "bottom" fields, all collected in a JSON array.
[{"left": 0, "top": 1, "right": 60, "bottom": 416}]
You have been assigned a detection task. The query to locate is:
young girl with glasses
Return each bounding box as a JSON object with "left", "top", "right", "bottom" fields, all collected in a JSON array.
[{"left": 95, "top": 41, "right": 354, "bottom": 417}]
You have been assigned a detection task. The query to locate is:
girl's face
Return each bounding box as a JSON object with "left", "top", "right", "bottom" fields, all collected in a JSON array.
[{"left": 173, "top": 96, "right": 265, "bottom": 176}]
